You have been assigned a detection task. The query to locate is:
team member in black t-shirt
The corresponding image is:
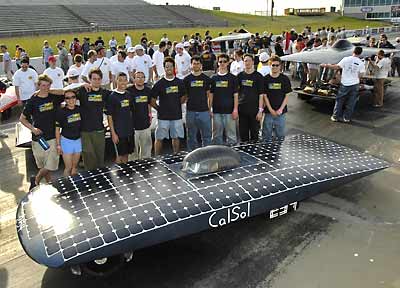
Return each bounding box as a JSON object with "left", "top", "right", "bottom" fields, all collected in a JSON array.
[
  {"left": 55, "top": 90, "right": 82, "bottom": 176},
  {"left": 77, "top": 68, "right": 110, "bottom": 170},
  {"left": 262, "top": 55, "right": 292, "bottom": 141},
  {"left": 184, "top": 55, "right": 213, "bottom": 151},
  {"left": 106, "top": 72, "right": 135, "bottom": 164},
  {"left": 128, "top": 71, "right": 153, "bottom": 160},
  {"left": 20, "top": 74, "right": 62, "bottom": 189},
  {"left": 237, "top": 54, "right": 265, "bottom": 142},
  {"left": 150, "top": 57, "right": 187, "bottom": 155},
  {"left": 210, "top": 53, "right": 239, "bottom": 145}
]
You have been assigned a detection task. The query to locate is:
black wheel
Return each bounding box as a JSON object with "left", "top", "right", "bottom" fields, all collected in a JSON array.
[{"left": 81, "top": 254, "right": 126, "bottom": 277}]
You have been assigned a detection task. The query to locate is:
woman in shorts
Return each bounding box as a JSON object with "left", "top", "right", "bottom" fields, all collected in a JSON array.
[{"left": 55, "top": 89, "right": 82, "bottom": 176}]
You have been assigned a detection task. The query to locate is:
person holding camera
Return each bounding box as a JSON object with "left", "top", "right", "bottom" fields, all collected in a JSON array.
[{"left": 368, "top": 50, "right": 391, "bottom": 108}]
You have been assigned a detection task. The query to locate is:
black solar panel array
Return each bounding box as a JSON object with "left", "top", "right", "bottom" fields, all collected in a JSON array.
[{"left": 17, "top": 135, "right": 388, "bottom": 265}]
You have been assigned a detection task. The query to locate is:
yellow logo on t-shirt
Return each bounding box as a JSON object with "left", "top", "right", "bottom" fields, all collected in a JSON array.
[
  {"left": 28, "top": 76, "right": 33, "bottom": 80},
  {"left": 135, "top": 96, "right": 148, "bottom": 103},
  {"left": 268, "top": 83, "right": 282, "bottom": 90},
  {"left": 191, "top": 80, "right": 204, "bottom": 87},
  {"left": 39, "top": 102, "right": 54, "bottom": 112},
  {"left": 215, "top": 81, "right": 228, "bottom": 88},
  {"left": 166, "top": 86, "right": 179, "bottom": 94},
  {"left": 67, "top": 113, "right": 81, "bottom": 123},
  {"left": 120, "top": 99, "right": 130, "bottom": 108},
  {"left": 242, "top": 79, "right": 254, "bottom": 87},
  {"left": 88, "top": 94, "right": 103, "bottom": 102}
]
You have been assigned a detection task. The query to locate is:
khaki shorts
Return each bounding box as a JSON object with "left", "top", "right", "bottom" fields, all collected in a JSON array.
[{"left": 31, "top": 138, "right": 60, "bottom": 171}]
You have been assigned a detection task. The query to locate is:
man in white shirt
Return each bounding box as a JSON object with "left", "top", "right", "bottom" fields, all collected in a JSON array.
[
  {"left": 81, "top": 50, "right": 97, "bottom": 83},
  {"left": 152, "top": 41, "right": 166, "bottom": 81},
  {"left": 111, "top": 50, "right": 131, "bottom": 87},
  {"left": 125, "top": 46, "right": 136, "bottom": 71},
  {"left": 68, "top": 54, "right": 84, "bottom": 83},
  {"left": 391, "top": 37, "right": 400, "bottom": 77},
  {"left": 321, "top": 46, "right": 365, "bottom": 123},
  {"left": 131, "top": 44, "right": 153, "bottom": 83},
  {"left": 44, "top": 56, "right": 65, "bottom": 89},
  {"left": 1, "top": 44, "right": 12, "bottom": 80},
  {"left": 369, "top": 50, "right": 391, "bottom": 107},
  {"left": 175, "top": 43, "right": 191, "bottom": 79},
  {"left": 124, "top": 33, "right": 132, "bottom": 49},
  {"left": 94, "top": 46, "right": 112, "bottom": 89},
  {"left": 230, "top": 49, "right": 244, "bottom": 76},
  {"left": 109, "top": 36, "right": 117, "bottom": 55},
  {"left": 12, "top": 57, "right": 38, "bottom": 104},
  {"left": 257, "top": 52, "right": 271, "bottom": 76},
  {"left": 110, "top": 45, "right": 125, "bottom": 64},
  {"left": 160, "top": 33, "right": 168, "bottom": 43}
]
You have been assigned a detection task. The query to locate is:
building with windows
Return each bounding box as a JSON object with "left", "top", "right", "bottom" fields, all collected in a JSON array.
[{"left": 344, "top": 0, "right": 400, "bottom": 21}]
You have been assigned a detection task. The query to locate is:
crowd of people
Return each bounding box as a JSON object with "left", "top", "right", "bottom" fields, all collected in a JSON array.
[{"left": 0, "top": 26, "right": 398, "bottom": 187}]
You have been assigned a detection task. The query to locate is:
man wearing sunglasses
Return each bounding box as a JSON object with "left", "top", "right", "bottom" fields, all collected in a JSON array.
[
  {"left": 210, "top": 53, "right": 239, "bottom": 145},
  {"left": 262, "top": 56, "right": 292, "bottom": 141}
]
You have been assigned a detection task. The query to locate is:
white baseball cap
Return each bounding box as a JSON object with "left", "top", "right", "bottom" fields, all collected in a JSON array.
[
  {"left": 176, "top": 43, "right": 184, "bottom": 49},
  {"left": 67, "top": 68, "right": 80, "bottom": 78},
  {"left": 183, "top": 41, "right": 190, "bottom": 47},
  {"left": 134, "top": 44, "right": 144, "bottom": 51},
  {"left": 127, "top": 46, "right": 136, "bottom": 53},
  {"left": 259, "top": 52, "right": 269, "bottom": 63}
]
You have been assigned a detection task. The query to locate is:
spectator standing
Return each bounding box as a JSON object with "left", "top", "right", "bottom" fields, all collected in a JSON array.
[
  {"left": 55, "top": 89, "right": 82, "bottom": 176},
  {"left": 111, "top": 50, "right": 131, "bottom": 87},
  {"left": 183, "top": 55, "right": 213, "bottom": 151},
  {"left": 230, "top": 49, "right": 244, "bottom": 76},
  {"left": 94, "top": 46, "right": 112, "bottom": 89},
  {"left": 109, "top": 36, "right": 118, "bottom": 55},
  {"left": 42, "top": 40, "right": 54, "bottom": 69},
  {"left": 19, "top": 74, "right": 62, "bottom": 188},
  {"left": 81, "top": 50, "right": 97, "bottom": 83},
  {"left": 257, "top": 52, "right": 271, "bottom": 76},
  {"left": 262, "top": 56, "right": 292, "bottom": 141},
  {"left": 152, "top": 41, "right": 166, "bottom": 81},
  {"left": 147, "top": 41, "right": 155, "bottom": 58},
  {"left": 68, "top": 54, "right": 84, "bottom": 83},
  {"left": 210, "top": 53, "right": 239, "bottom": 145},
  {"left": 369, "top": 50, "right": 391, "bottom": 107},
  {"left": 81, "top": 37, "right": 90, "bottom": 61},
  {"left": 95, "top": 36, "right": 105, "bottom": 47},
  {"left": 391, "top": 37, "right": 400, "bottom": 77},
  {"left": 57, "top": 42, "right": 69, "bottom": 74},
  {"left": 106, "top": 72, "right": 135, "bottom": 164},
  {"left": 44, "top": 56, "right": 65, "bottom": 89},
  {"left": 76, "top": 68, "right": 110, "bottom": 170},
  {"left": 237, "top": 54, "right": 264, "bottom": 142},
  {"left": 160, "top": 33, "right": 169, "bottom": 43},
  {"left": 12, "top": 57, "right": 38, "bottom": 104},
  {"left": 150, "top": 57, "right": 187, "bottom": 155},
  {"left": 175, "top": 43, "right": 191, "bottom": 79},
  {"left": 125, "top": 33, "right": 132, "bottom": 49},
  {"left": 131, "top": 45, "right": 153, "bottom": 84},
  {"left": 0, "top": 44, "right": 12, "bottom": 80},
  {"left": 321, "top": 47, "right": 365, "bottom": 123},
  {"left": 200, "top": 46, "right": 216, "bottom": 76},
  {"left": 128, "top": 71, "right": 153, "bottom": 159}
]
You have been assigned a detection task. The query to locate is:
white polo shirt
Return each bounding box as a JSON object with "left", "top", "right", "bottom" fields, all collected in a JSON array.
[
  {"left": 94, "top": 57, "right": 112, "bottom": 85},
  {"left": 111, "top": 60, "right": 131, "bottom": 82},
  {"left": 230, "top": 60, "right": 244, "bottom": 76},
  {"left": 374, "top": 57, "right": 391, "bottom": 79},
  {"left": 152, "top": 50, "right": 165, "bottom": 78},
  {"left": 338, "top": 56, "right": 365, "bottom": 86},
  {"left": 44, "top": 67, "right": 65, "bottom": 89},
  {"left": 175, "top": 52, "right": 191, "bottom": 79},
  {"left": 132, "top": 54, "right": 153, "bottom": 83},
  {"left": 12, "top": 68, "right": 38, "bottom": 101}
]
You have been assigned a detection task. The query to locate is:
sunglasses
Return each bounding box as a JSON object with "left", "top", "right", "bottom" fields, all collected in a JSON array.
[
  {"left": 271, "top": 64, "right": 280, "bottom": 67},
  {"left": 65, "top": 96, "right": 76, "bottom": 100},
  {"left": 218, "top": 60, "right": 228, "bottom": 63}
]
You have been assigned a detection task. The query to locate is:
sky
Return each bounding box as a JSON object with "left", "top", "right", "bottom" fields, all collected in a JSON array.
[{"left": 146, "top": 0, "right": 343, "bottom": 15}]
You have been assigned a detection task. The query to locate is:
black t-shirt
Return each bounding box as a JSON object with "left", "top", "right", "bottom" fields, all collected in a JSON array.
[
  {"left": 128, "top": 85, "right": 152, "bottom": 130},
  {"left": 201, "top": 52, "right": 216, "bottom": 71},
  {"left": 237, "top": 71, "right": 264, "bottom": 115},
  {"left": 210, "top": 73, "right": 238, "bottom": 114},
  {"left": 151, "top": 77, "right": 185, "bottom": 120},
  {"left": 55, "top": 106, "right": 81, "bottom": 140},
  {"left": 22, "top": 94, "right": 62, "bottom": 141},
  {"left": 264, "top": 73, "right": 292, "bottom": 114},
  {"left": 77, "top": 87, "right": 109, "bottom": 132},
  {"left": 184, "top": 73, "right": 212, "bottom": 112},
  {"left": 275, "top": 43, "right": 284, "bottom": 57},
  {"left": 105, "top": 90, "right": 135, "bottom": 138}
]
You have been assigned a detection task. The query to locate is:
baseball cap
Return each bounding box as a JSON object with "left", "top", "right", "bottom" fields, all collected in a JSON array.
[
  {"left": 176, "top": 43, "right": 184, "bottom": 49},
  {"left": 67, "top": 68, "right": 79, "bottom": 78},
  {"left": 48, "top": 55, "right": 56, "bottom": 62},
  {"left": 183, "top": 41, "right": 190, "bottom": 47},
  {"left": 134, "top": 44, "right": 144, "bottom": 51},
  {"left": 95, "top": 45, "right": 105, "bottom": 53},
  {"left": 259, "top": 52, "right": 269, "bottom": 63},
  {"left": 127, "top": 46, "right": 136, "bottom": 53}
]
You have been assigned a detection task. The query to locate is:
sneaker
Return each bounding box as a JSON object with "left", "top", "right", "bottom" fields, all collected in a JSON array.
[
  {"left": 330, "top": 115, "right": 338, "bottom": 122},
  {"left": 343, "top": 117, "right": 351, "bottom": 123},
  {"left": 29, "top": 176, "right": 37, "bottom": 191},
  {"left": 0, "top": 131, "right": 8, "bottom": 138}
]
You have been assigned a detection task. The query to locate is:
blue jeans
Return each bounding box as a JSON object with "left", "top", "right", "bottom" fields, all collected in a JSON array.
[
  {"left": 212, "top": 113, "right": 237, "bottom": 145},
  {"left": 333, "top": 84, "right": 359, "bottom": 120},
  {"left": 186, "top": 111, "right": 212, "bottom": 151},
  {"left": 262, "top": 114, "right": 286, "bottom": 141}
]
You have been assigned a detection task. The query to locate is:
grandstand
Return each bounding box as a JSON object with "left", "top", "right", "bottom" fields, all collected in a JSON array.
[{"left": 0, "top": 0, "right": 227, "bottom": 37}]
